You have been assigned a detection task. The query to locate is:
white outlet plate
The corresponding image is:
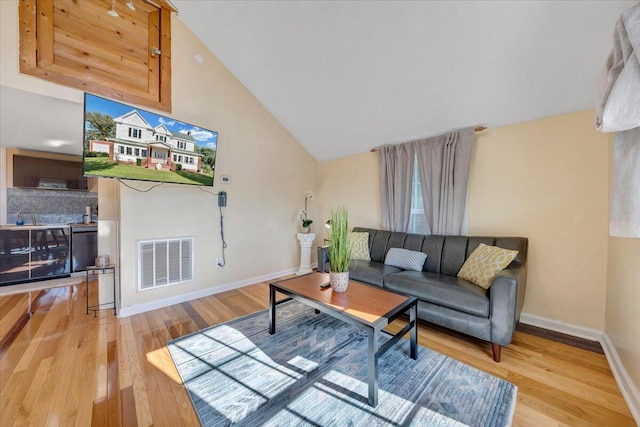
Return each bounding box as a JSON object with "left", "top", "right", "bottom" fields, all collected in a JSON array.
[
  {"left": 220, "top": 175, "right": 231, "bottom": 184},
  {"left": 216, "top": 257, "right": 223, "bottom": 267}
]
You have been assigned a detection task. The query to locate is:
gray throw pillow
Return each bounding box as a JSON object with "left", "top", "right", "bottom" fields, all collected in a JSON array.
[{"left": 384, "top": 248, "right": 427, "bottom": 271}]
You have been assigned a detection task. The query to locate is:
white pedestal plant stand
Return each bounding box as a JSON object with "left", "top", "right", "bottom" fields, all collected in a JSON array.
[{"left": 296, "top": 233, "right": 315, "bottom": 275}]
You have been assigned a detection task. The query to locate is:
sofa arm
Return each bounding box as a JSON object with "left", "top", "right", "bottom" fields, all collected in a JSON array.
[
  {"left": 489, "top": 264, "right": 527, "bottom": 346},
  {"left": 317, "top": 246, "right": 330, "bottom": 273}
]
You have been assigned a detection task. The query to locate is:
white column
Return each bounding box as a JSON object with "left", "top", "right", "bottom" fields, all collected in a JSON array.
[{"left": 296, "top": 233, "right": 315, "bottom": 276}]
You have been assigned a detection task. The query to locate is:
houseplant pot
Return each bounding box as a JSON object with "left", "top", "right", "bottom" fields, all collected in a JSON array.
[{"left": 328, "top": 207, "right": 351, "bottom": 292}]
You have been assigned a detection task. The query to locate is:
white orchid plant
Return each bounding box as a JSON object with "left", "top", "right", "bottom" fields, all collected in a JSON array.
[{"left": 297, "top": 191, "right": 314, "bottom": 228}]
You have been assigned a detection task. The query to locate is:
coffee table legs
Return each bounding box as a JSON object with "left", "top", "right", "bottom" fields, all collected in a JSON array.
[
  {"left": 368, "top": 301, "right": 417, "bottom": 407},
  {"left": 368, "top": 328, "right": 380, "bottom": 407},
  {"left": 269, "top": 284, "right": 276, "bottom": 334},
  {"left": 268, "top": 284, "right": 417, "bottom": 408},
  {"left": 410, "top": 303, "right": 417, "bottom": 360}
]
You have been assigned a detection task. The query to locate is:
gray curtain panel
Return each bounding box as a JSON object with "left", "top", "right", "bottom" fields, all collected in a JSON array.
[
  {"left": 379, "top": 143, "right": 414, "bottom": 232},
  {"left": 379, "top": 127, "right": 474, "bottom": 235},
  {"left": 416, "top": 127, "right": 474, "bottom": 235}
]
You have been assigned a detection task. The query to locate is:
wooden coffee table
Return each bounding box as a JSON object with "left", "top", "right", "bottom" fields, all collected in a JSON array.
[{"left": 269, "top": 272, "right": 417, "bottom": 407}]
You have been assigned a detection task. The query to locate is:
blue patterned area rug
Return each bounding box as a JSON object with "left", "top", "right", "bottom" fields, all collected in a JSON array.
[{"left": 167, "top": 301, "right": 516, "bottom": 427}]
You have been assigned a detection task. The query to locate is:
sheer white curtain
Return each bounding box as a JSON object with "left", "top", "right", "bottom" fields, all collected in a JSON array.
[
  {"left": 379, "top": 143, "right": 414, "bottom": 232},
  {"left": 415, "top": 127, "right": 474, "bottom": 235}
]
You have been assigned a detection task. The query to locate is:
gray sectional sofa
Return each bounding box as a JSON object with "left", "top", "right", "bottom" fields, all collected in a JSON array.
[{"left": 317, "top": 227, "right": 528, "bottom": 362}]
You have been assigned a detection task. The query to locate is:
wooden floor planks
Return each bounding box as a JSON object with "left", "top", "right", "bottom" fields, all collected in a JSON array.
[{"left": 0, "top": 279, "right": 635, "bottom": 426}]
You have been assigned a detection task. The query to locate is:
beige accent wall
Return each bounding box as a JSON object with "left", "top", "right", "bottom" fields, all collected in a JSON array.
[
  {"left": 468, "top": 110, "right": 610, "bottom": 329},
  {"left": 319, "top": 110, "right": 610, "bottom": 330},
  {"left": 606, "top": 236, "right": 640, "bottom": 390},
  {"left": 318, "top": 151, "right": 382, "bottom": 242}
]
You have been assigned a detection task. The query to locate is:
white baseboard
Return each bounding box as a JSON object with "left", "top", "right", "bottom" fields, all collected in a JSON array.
[
  {"left": 519, "top": 312, "right": 639, "bottom": 424},
  {"left": 601, "top": 333, "right": 640, "bottom": 424},
  {"left": 519, "top": 312, "right": 604, "bottom": 342},
  {"left": 117, "top": 263, "right": 317, "bottom": 318}
]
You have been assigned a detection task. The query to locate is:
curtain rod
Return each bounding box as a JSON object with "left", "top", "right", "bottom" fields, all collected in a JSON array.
[{"left": 369, "top": 126, "right": 487, "bottom": 153}]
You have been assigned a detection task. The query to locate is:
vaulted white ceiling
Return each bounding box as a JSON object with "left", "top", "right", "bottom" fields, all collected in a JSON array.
[{"left": 174, "top": 0, "right": 635, "bottom": 161}]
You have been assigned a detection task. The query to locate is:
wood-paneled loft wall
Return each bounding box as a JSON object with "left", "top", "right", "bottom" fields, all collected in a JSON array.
[{"left": 19, "top": 0, "right": 173, "bottom": 112}]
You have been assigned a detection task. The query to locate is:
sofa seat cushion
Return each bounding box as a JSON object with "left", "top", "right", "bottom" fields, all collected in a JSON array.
[
  {"left": 383, "top": 271, "right": 490, "bottom": 318},
  {"left": 349, "top": 261, "right": 402, "bottom": 288}
]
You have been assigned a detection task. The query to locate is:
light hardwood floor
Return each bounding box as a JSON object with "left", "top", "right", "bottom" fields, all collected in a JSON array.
[{"left": 0, "top": 279, "right": 635, "bottom": 426}]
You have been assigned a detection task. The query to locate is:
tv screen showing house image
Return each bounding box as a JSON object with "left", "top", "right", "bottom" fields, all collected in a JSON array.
[{"left": 83, "top": 93, "right": 218, "bottom": 186}]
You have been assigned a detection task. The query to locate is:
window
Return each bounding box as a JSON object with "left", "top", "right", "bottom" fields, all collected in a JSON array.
[
  {"left": 141, "top": 149, "right": 147, "bottom": 157},
  {"left": 189, "top": 157, "right": 194, "bottom": 164},
  {"left": 126, "top": 147, "right": 133, "bottom": 155},
  {"left": 119, "top": 146, "right": 124, "bottom": 154},
  {"left": 156, "top": 134, "right": 166, "bottom": 142},
  {"left": 134, "top": 148, "right": 140, "bottom": 156},
  {"left": 178, "top": 141, "right": 185, "bottom": 149},
  {"left": 173, "top": 154, "right": 177, "bottom": 161},
  {"left": 178, "top": 155, "right": 183, "bottom": 162},
  {"left": 128, "top": 128, "right": 141, "bottom": 139},
  {"left": 409, "top": 156, "right": 427, "bottom": 234}
]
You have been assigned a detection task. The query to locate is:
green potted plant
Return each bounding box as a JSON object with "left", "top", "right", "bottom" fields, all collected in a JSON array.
[{"left": 328, "top": 207, "right": 351, "bottom": 292}]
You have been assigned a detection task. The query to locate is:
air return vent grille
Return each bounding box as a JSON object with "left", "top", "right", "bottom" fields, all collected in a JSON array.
[{"left": 138, "top": 237, "right": 193, "bottom": 290}]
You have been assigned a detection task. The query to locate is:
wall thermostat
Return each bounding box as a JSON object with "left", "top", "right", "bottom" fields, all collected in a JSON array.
[{"left": 220, "top": 175, "right": 231, "bottom": 184}]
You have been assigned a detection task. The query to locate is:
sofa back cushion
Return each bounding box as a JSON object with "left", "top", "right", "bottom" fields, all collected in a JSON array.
[
  {"left": 466, "top": 237, "right": 496, "bottom": 256},
  {"left": 421, "top": 235, "right": 445, "bottom": 273},
  {"left": 387, "top": 232, "right": 407, "bottom": 254},
  {"left": 370, "top": 230, "right": 391, "bottom": 263},
  {"left": 495, "top": 237, "right": 527, "bottom": 265},
  {"left": 350, "top": 227, "right": 527, "bottom": 274},
  {"left": 403, "top": 234, "right": 425, "bottom": 252},
  {"left": 440, "top": 236, "right": 469, "bottom": 276}
]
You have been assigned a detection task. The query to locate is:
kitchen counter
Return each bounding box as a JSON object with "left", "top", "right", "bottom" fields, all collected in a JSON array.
[{"left": 0, "top": 224, "right": 70, "bottom": 230}]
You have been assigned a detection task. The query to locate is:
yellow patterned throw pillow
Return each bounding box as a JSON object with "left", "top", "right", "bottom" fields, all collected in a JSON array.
[
  {"left": 457, "top": 244, "right": 519, "bottom": 289},
  {"left": 348, "top": 232, "right": 370, "bottom": 261}
]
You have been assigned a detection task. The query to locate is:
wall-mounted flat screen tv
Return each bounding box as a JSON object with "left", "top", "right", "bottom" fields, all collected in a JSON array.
[{"left": 83, "top": 93, "right": 218, "bottom": 186}]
